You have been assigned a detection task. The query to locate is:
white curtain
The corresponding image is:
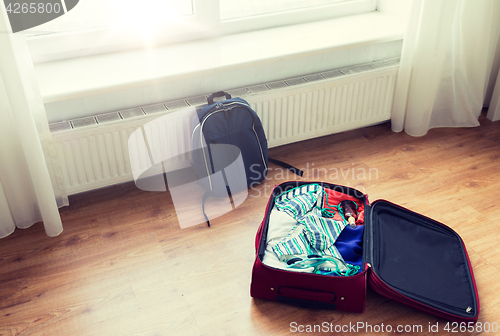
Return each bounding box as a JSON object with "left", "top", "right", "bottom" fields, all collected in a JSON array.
[
  {"left": 392, "top": 0, "right": 500, "bottom": 136},
  {"left": 0, "top": 8, "right": 68, "bottom": 238}
]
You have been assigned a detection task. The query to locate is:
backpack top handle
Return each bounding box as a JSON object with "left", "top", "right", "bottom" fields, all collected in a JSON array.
[{"left": 207, "top": 91, "right": 232, "bottom": 105}]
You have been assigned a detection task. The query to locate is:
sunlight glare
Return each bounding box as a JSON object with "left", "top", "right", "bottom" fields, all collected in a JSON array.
[{"left": 113, "top": 0, "right": 192, "bottom": 42}]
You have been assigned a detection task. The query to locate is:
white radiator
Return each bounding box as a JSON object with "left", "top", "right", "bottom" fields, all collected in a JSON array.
[{"left": 50, "top": 60, "right": 398, "bottom": 195}]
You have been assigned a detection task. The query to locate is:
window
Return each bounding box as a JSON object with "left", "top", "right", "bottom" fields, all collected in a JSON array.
[
  {"left": 27, "top": 0, "right": 376, "bottom": 62},
  {"left": 220, "top": 0, "right": 350, "bottom": 20},
  {"left": 27, "top": 0, "right": 194, "bottom": 33}
]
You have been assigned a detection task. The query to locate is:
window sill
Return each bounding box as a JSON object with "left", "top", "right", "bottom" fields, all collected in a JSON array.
[{"left": 34, "top": 11, "right": 405, "bottom": 122}]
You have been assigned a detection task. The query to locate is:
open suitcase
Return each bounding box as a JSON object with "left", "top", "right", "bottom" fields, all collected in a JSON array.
[{"left": 250, "top": 181, "right": 479, "bottom": 323}]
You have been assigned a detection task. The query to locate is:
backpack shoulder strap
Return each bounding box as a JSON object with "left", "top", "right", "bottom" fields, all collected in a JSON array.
[
  {"left": 268, "top": 158, "right": 304, "bottom": 177},
  {"left": 202, "top": 191, "right": 211, "bottom": 227}
]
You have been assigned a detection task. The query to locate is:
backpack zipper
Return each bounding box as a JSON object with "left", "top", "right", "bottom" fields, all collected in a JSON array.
[
  {"left": 191, "top": 101, "right": 250, "bottom": 146},
  {"left": 252, "top": 124, "right": 267, "bottom": 170}
]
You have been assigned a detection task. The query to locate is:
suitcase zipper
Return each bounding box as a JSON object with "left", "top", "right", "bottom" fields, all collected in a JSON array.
[{"left": 368, "top": 269, "right": 475, "bottom": 320}]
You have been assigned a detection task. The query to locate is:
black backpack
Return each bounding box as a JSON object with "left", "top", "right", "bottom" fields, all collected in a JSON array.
[{"left": 191, "top": 91, "right": 302, "bottom": 226}]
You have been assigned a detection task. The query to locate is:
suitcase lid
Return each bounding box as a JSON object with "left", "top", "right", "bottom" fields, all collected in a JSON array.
[{"left": 365, "top": 199, "right": 479, "bottom": 321}]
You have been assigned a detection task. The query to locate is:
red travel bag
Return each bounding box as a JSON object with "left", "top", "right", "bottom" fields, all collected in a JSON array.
[{"left": 250, "top": 181, "right": 479, "bottom": 323}]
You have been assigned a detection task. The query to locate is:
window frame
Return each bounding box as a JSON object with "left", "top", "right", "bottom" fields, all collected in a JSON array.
[{"left": 26, "top": 0, "right": 377, "bottom": 62}]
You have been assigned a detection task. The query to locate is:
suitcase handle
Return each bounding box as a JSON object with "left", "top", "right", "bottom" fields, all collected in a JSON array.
[
  {"left": 207, "top": 91, "right": 232, "bottom": 105},
  {"left": 278, "top": 286, "right": 336, "bottom": 302},
  {"left": 277, "top": 287, "right": 337, "bottom": 310}
]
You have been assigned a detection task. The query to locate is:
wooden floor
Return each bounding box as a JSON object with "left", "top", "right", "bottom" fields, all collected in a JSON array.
[{"left": 1, "top": 114, "right": 500, "bottom": 335}]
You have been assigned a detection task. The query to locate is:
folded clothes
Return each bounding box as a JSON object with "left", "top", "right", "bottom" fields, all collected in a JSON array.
[
  {"left": 263, "top": 209, "right": 313, "bottom": 273},
  {"left": 282, "top": 254, "right": 360, "bottom": 276},
  {"left": 271, "top": 184, "right": 347, "bottom": 262},
  {"left": 262, "top": 209, "right": 363, "bottom": 275},
  {"left": 269, "top": 183, "right": 364, "bottom": 277}
]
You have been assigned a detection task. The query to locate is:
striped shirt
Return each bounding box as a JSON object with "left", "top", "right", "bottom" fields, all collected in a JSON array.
[{"left": 272, "top": 184, "right": 347, "bottom": 262}]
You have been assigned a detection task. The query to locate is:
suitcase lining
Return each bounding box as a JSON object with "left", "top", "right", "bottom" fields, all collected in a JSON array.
[{"left": 370, "top": 201, "right": 477, "bottom": 317}]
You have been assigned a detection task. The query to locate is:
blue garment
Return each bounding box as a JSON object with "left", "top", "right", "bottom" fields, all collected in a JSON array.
[{"left": 335, "top": 224, "right": 364, "bottom": 270}]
